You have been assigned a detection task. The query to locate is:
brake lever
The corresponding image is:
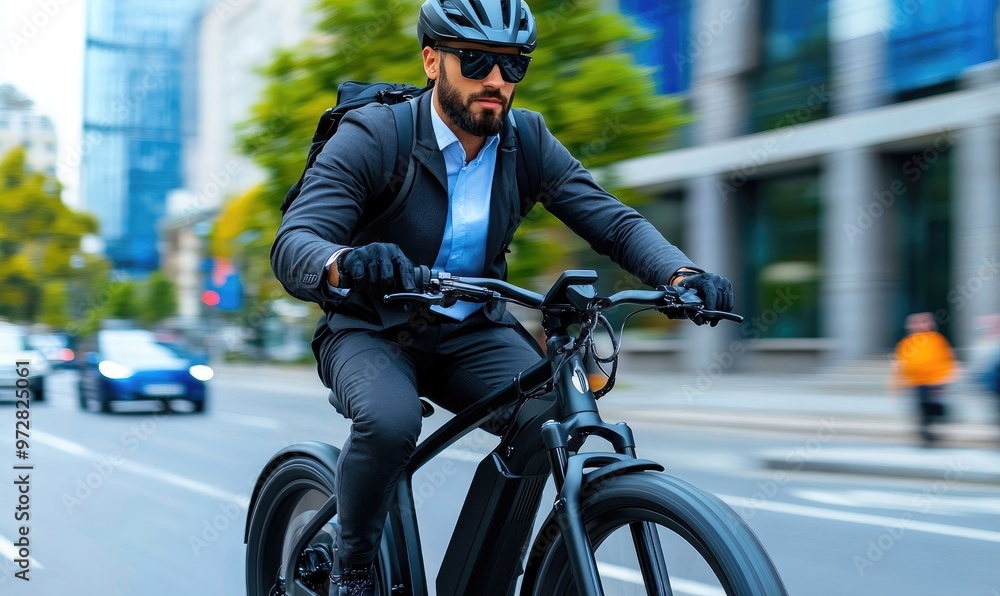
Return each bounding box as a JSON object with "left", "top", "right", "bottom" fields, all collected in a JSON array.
[
  {"left": 384, "top": 292, "right": 440, "bottom": 304},
  {"left": 700, "top": 309, "right": 744, "bottom": 324}
]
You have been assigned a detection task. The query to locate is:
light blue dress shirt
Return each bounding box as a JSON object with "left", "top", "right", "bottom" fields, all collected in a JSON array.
[
  {"left": 429, "top": 94, "right": 499, "bottom": 321},
  {"left": 326, "top": 94, "right": 500, "bottom": 320}
]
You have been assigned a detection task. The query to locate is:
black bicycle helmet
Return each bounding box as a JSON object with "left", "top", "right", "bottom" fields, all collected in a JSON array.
[{"left": 417, "top": 0, "right": 537, "bottom": 53}]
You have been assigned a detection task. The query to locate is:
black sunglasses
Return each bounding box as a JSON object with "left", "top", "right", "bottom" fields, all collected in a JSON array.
[{"left": 436, "top": 46, "right": 532, "bottom": 83}]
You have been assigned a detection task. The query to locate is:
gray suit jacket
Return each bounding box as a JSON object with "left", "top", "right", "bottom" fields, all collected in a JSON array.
[{"left": 270, "top": 91, "right": 697, "bottom": 334}]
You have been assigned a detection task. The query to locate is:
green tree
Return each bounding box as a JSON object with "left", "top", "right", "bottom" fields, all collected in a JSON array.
[
  {"left": 140, "top": 271, "right": 179, "bottom": 325},
  {"left": 230, "top": 0, "right": 685, "bottom": 290},
  {"left": 107, "top": 280, "right": 139, "bottom": 321},
  {"left": 40, "top": 282, "right": 70, "bottom": 329},
  {"left": 0, "top": 147, "right": 106, "bottom": 323}
]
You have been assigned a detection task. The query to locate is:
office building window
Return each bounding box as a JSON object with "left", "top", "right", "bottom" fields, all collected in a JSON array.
[
  {"left": 739, "top": 172, "right": 821, "bottom": 338},
  {"left": 749, "top": 0, "right": 830, "bottom": 132},
  {"left": 887, "top": 0, "right": 998, "bottom": 98},
  {"left": 620, "top": 0, "right": 692, "bottom": 94}
]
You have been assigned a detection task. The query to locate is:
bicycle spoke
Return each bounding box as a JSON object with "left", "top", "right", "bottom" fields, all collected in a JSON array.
[{"left": 630, "top": 521, "right": 672, "bottom": 596}]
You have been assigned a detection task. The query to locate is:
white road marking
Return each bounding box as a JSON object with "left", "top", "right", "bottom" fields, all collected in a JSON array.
[
  {"left": 215, "top": 411, "right": 282, "bottom": 430},
  {"left": 597, "top": 562, "right": 724, "bottom": 595},
  {"left": 34, "top": 430, "right": 246, "bottom": 505},
  {"left": 791, "top": 489, "right": 1000, "bottom": 517},
  {"left": 0, "top": 533, "right": 43, "bottom": 570},
  {"left": 719, "top": 494, "right": 1000, "bottom": 543}
]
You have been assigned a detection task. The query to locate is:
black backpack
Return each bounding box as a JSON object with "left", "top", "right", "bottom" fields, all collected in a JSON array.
[{"left": 281, "top": 81, "right": 542, "bottom": 236}]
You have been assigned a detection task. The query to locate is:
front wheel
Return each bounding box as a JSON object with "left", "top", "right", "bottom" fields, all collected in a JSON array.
[{"left": 522, "top": 472, "right": 787, "bottom": 596}]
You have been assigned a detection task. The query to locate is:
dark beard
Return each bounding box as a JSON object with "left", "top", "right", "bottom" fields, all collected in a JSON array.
[{"left": 437, "top": 67, "right": 513, "bottom": 137}]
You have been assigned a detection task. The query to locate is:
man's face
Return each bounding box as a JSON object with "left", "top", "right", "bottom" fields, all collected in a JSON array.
[{"left": 423, "top": 41, "right": 520, "bottom": 137}]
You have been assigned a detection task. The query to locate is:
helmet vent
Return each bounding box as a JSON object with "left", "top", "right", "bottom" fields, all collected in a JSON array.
[
  {"left": 500, "top": 0, "right": 511, "bottom": 28},
  {"left": 442, "top": 1, "right": 476, "bottom": 29},
  {"left": 468, "top": 0, "right": 490, "bottom": 28},
  {"left": 518, "top": 7, "right": 528, "bottom": 31}
]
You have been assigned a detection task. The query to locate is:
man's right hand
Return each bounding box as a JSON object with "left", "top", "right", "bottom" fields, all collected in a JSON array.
[{"left": 335, "top": 243, "right": 416, "bottom": 294}]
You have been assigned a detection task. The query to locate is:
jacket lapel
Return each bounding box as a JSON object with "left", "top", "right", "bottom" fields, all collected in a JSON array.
[
  {"left": 412, "top": 92, "right": 449, "bottom": 193},
  {"left": 482, "top": 117, "right": 518, "bottom": 273},
  {"left": 407, "top": 92, "right": 449, "bottom": 267}
]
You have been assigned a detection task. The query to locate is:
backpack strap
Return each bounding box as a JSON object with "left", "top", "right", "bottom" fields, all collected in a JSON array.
[
  {"left": 356, "top": 98, "right": 419, "bottom": 235},
  {"left": 511, "top": 109, "right": 542, "bottom": 208}
]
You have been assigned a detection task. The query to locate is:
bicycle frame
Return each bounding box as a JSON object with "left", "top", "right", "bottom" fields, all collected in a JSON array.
[{"left": 261, "top": 309, "right": 665, "bottom": 596}]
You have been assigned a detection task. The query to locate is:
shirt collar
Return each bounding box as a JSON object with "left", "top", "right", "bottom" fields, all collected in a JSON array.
[{"left": 430, "top": 88, "right": 501, "bottom": 158}]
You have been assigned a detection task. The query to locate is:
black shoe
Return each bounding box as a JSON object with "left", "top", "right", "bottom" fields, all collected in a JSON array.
[{"left": 333, "top": 564, "right": 375, "bottom": 596}]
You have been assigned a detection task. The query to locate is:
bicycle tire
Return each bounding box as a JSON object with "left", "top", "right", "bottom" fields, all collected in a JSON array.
[
  {"left": 245, "top": 455, "right": 393, "bottom": 596},
  {"left": 521, "top": 472, "right": 787, "bottom": 596}
]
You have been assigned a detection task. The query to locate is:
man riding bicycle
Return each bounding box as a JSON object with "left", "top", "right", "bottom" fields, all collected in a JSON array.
[{"left": 270, "top": 1, "right": 734, "bottom": 593}]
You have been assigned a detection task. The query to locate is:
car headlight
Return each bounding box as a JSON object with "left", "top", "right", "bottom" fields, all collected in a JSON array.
[
  {"left": 189, "top": 365, "right": 214, "bottom": 382},
  {"left": 98, "top": 360, "right": 134, "bottom": 379}
]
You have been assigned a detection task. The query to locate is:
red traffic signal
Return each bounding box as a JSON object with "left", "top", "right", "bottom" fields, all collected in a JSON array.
[{"left": 201, "top": 290, "right": 221, "bottom": 307}]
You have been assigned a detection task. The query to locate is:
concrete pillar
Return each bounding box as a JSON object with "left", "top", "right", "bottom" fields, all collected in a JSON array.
[
  {"left": 683, "top": 175, "right": 737, "bottom": 370},
  {"left": 821, "top": 148, "right": 890, "bottom": 361},
  {"left": 689, "top": 0, "right": 757, "bottom": 143},
  {"left": 681, "top": 0, "right": 756, "bottom": 370},
  {"left": 953, "top": 118, "right": 1000, "bottom": 350}
]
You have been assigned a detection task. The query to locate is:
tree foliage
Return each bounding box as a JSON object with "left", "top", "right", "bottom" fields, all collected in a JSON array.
[
  {"left": 140, "top": 271, "right": 179, "bottom": 325},
  {"left": 228, "top": 0, "right": 686, "bottom": 290},
  {"left": 0, "top": 147, "right": 107, "bottom": 325}
]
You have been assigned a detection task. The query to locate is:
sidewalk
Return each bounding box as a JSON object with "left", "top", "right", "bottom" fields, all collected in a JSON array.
[
  {"left": 216, "top": 362, "right": 1000, "bottom": 483},
  {"left": 605, "top": 368, "right": 1000, "bottom": 484}
]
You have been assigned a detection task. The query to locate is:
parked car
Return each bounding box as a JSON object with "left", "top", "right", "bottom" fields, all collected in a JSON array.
[
  {"left": 78, "top": 329, "right": 213, "bottom": 413},
  {"left": 0, "top": 323, "right": 50, "bottom": 402},
  {"left": 26, "top": 332, "right": 76, "bottom": 370}
]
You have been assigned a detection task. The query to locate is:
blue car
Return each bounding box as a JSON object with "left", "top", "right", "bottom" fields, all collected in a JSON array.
[{"left": 78, "top": 329, "right": 213, "bottom": 413}]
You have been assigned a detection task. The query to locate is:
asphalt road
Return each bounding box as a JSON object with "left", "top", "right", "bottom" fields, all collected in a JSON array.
[{"left": 1, "top": 368, "right": 999, "bottom": 595}]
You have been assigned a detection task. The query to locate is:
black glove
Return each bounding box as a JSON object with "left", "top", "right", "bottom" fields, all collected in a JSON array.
[
  {"left": 675, "top": 272, "right": 734, "bottom": 327},
  {"left": 337, "top": 243, "right": 415, "bottom": 294}
]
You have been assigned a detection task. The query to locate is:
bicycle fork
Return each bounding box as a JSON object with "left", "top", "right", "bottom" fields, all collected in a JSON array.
[{"left": 541, "top": 413, "right": 671, "bottom": 596}]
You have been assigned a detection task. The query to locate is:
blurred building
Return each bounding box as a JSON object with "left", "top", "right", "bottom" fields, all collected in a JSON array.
[
  {"left": 161, "top": 0, "right": 315, "bottom": 334},
  {"left": 82, "top": 0, "right": 206, "bottom": 274},
  {"left": 191, "top": 0, "right": 315, "bottom": 202},
  {"left": 612, "top": 0, "right": 1000, "bottom": 370},
  {"left": 0, "top": 84, "right": 58, "bottom": 176}
]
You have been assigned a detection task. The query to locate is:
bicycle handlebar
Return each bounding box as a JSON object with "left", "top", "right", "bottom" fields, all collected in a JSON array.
[{"left": 384, "top": 267, "right": 744, "bottom": 324}]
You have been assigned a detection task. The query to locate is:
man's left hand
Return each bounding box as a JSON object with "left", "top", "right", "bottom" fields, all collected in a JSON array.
[{"left": 675, "top": 272, "right": 734, "bottom": 327}]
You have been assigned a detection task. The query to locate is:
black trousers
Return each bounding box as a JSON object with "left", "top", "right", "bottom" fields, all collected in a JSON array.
[
  {"left": 317, "top": 308, "right": 541, "bottom": 565},
  {"left": 914, "top": 385, "right": 947, "bottom": 443}
]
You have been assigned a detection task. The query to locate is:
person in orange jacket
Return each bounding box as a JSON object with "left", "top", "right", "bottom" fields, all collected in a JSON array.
[{"left": 892, "top": 312, "right": 958, "bottom": 446}]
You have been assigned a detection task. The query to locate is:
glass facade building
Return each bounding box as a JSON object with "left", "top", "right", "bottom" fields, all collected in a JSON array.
[
  {"left": 83, "top": 0, "right": 205, "bottom": 273},
  {"left": 620, "top": 0, "right": 692, "bottom": 94},
  {"left": 612, "top": 0, "right": 1000, "bottom": 368}
]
